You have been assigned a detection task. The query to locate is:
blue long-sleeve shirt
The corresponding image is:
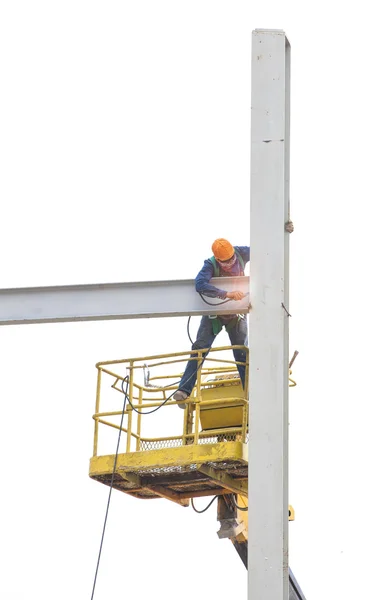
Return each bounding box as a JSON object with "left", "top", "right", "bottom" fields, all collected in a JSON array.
[{"left": 195, "top": 246, "right": 250, "bottom": 299}]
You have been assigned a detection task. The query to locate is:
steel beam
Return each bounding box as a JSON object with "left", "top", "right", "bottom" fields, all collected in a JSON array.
[
  {"left": 248, "top": 29, "right": 291, "bottom": 599},
  {"left": 0, "top": 276, "right": 249, "bottom": 326}
]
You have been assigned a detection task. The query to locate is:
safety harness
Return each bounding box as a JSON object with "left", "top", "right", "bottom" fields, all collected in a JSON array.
[{"left": 208, "top": 250, "right": 245, "bottom": 336}]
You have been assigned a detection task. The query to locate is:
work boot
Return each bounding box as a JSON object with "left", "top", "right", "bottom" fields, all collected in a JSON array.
[{"left": 173, "top": 390, "right": 188, "bottom": 409}]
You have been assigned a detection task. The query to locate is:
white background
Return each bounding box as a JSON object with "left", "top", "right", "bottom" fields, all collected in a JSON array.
[{"left": 1, "top": 2, "right": 373, "bottom": 599}]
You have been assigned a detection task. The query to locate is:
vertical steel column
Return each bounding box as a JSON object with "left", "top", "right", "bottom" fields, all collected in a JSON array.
[{"left": 248, "top": 29, "right": 291, "bottom": 600}]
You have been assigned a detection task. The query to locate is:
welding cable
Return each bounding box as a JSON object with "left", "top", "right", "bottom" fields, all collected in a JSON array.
[
  {"left": 91, "top": 376, "right": 129, "bottom": 600},
  {"left": 187, "top": 316, "right": 193, "bottom": 345},
  {"left": 119, "top": 292, "right": 248, "bottom": 416},
  {"left": 231, "top": 495, "right": 248, "bottom": 512},
  {"left": 120, "top": 345, "right": 210, "bottom": 415},
  {"left": 191, "top": 495, "right": 218, "bottom": 513},
  {"left": 121, "top": 376, "right": 178, "bottom": 415},
  {"left": 119, "top": 313, "right": 216, "bottom": 415},
  {"left": 198, "top": 292, "right": 249, "bottom": 306}
]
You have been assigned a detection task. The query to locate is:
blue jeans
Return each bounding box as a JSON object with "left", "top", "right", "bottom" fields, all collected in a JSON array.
[{"left": 178, "top": 315, "right": 248, "bottom": 396}]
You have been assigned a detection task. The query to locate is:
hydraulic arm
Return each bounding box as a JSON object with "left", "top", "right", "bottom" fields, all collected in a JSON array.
[{"left": 217, "top": 494, "right": 307, "bottom": 600}]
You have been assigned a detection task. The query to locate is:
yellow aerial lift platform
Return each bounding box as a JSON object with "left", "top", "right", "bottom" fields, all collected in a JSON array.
[
  {"left": 89, "top": 346, "right": 252, "bottom": 505},
  {"left": 89, "top": 345, "right": 305, "bottom": 598}
]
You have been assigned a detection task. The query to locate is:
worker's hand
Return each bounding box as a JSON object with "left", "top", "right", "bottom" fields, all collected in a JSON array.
[
  {"left": 285, "top": 220, "right": 294, "bottom": 233},
  {"left": 226, "top": 291, "right": 245, "bottom": 301}
]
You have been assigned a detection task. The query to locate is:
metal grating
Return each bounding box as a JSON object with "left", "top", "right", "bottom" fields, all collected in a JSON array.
[
  {"left": 91, "top": 455, "right": 248, "bottom": 503},
  {"left": 197, "top": 433, "right": 242, "bottom": 444},
  {"left": 139, "top": 433, "right": 246, "bottom": 451},
  {"left": 134, "top": 464, "right": 200, "bottom": 477},
  {"left": 91, "top": 473, "right": 137, "bottom": 491},
  {"left": 140, "top": 438, "right": 183, "bottom": 451},
  {"left": 206, "top": 460, "right": 248, "bottom": 478}
]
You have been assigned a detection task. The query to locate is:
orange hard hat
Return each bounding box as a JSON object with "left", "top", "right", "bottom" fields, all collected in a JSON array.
[{"left": 211, "top": 238, "right": 234, "bottom": 261}]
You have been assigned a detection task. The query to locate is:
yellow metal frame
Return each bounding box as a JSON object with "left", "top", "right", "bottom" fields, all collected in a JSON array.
[
  {"left": 91, "top": 345, "right": 251, "bottom": 458},
  {"left": 89, "top": 346, "right": 296, "bottom": 508}
]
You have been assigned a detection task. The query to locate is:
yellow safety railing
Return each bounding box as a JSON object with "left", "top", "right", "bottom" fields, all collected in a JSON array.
[{"left": 92, "top": 346, "right": 296, "bottom": 458}]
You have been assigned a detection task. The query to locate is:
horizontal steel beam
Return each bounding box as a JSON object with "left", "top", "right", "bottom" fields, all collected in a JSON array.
[{"left": 0, "top": 276, "right": 250, "bottom": 326}]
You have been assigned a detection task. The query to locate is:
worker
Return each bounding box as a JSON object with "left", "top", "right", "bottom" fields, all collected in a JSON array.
[
  {"left": 173, "top": 225, "right": 294, "bottom": 409},
  {"left": 173, "top": 238, "right": 249, "bottom": 409}
]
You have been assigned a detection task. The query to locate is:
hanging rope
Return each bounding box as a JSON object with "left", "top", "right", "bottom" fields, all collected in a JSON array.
[{"left": 90, "top": 376, "right": 129, "bottom": 599}]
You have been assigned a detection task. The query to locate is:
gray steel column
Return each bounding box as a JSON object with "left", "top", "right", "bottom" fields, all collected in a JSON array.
[{"left": 248, "top": 29, "right": 291, "bottom": 599}]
